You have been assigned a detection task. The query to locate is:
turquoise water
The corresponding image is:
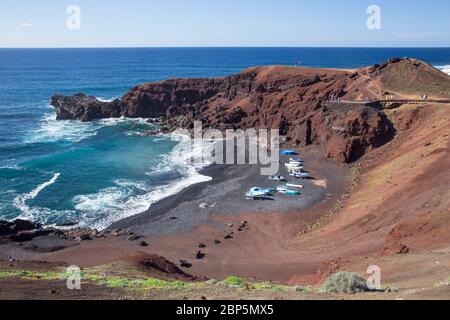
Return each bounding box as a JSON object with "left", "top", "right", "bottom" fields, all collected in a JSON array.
[{"left": 1, "top": 48, "right": 450, "bottom": 229}]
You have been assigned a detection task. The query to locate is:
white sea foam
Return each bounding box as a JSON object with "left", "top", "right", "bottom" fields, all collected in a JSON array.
[
  {"left": 96, "top": 96, "right": 118, "bottom": 103},
  {"left": 73, "top": 187, "right": 131, "bottom": 212},
  {"left": 76, "top": 170, "right": 212, "bottom": 231},
  {"left": 0, "top": 164, "right": 24, "bottom": 171},
  {"left": 98, "top": 117, "right": 150, "bottom": 126},
  {"left": 26, "top": 112, "right": 152, "bottom": 144},
  {"left": 114, "top": 179, "right": 151, "bottom": 191},
  {"left": 436, "top": 65, "right": 450, "bottom": 76},
  {"left": 25, "top": 113, "right": 99, "bottom": 144},
  {"left": 72, "top": 136, "right": 212, "bottom": 230},
  {"left": 12, "top": 173, "right": 70, "bottom": 223}
]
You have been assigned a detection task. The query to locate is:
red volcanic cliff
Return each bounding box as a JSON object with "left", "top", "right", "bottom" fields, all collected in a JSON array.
[{"left": 51, "top": 58, "right": 450, "bottom": 163}]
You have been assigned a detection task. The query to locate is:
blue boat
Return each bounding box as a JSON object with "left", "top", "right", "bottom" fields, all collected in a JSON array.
[{"left": 281, "top": 150, "right": 298, "bottom": 156}]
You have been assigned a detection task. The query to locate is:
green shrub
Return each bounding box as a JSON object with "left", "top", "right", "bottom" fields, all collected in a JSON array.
[
  {"left": 251, "top": 281, "right": 284, "bottom": 291},
  {"left": 221, "top": 276, "right": 246, "bottom": 287},
  {"left": 321, "top": 272, "right": 369, "bottom": 294}
]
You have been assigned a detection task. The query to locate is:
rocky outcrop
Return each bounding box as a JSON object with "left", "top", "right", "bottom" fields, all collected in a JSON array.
[
  {"left": 51, "top": 58, "right": 447, "bottom": 162},
  {"left": 51, "top": 94, "right": 124, "bottom": 121},
  {"left": 0, "top": 219, "right": 135, "bottom": 251}
]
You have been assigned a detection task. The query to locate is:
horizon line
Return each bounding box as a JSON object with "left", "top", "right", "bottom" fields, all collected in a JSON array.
[{"left": 1, "top": 46, "right": 450, "bottom": 49}]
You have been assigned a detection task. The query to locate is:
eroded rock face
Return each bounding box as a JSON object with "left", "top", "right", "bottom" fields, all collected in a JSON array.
[
  {"left": 51, "top": 63, "right": 402, "bottom": 162},
  {"left": 51, "top": 94, "right": 123, "bottom": 121}
]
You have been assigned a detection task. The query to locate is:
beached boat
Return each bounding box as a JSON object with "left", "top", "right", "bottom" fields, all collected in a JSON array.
[
  {"left": 269, "top": 174, "right": 286, "bottom": 181},
  {"left": 285, "top": 163, "right": 304, "bottom": 171},
  {"left": 263, "top": 188, "right": 276, "bottom": 195},
  {"left": 290, "top": 172, "right": 311, "bottom": 179},
  {"left": 276, "top": 185, "right": 301, "bottom": 196},
  {"left": 286, "top": 183, "right": 304, "bottom": 189},
  {"left": 281, "top": 150, "right": 298, "bottom": 156},
  {"left": 246, "top": 187, "right": 272, "bottom": 200}
]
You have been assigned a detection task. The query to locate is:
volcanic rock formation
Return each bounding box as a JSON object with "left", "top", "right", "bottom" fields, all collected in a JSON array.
[{"left": 51, "top": 58, "right": 450, "bottom": 163}]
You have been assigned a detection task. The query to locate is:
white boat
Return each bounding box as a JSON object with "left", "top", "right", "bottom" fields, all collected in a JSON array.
[
  {"left": 286, "top": 183, "right": 304, "bottom": 189},
  {"left": 246, "top": 187, "right": 271, "bottom": 200},
  {"left": 285, "top": 164, "right": 304, "bottom": 172},
  {"left": 276, "top": 185, "right": 292, "bottom": 193},
  {"left": 269, "top": 175, "right": 286, "bottom": 181},
  {"left": 290, "top": 172, "right": 311, "bottom": 179}
]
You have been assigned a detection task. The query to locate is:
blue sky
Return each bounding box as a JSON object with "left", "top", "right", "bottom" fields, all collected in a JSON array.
[{"left": 1, "top": 0, "right": 449, "bottom": 47}]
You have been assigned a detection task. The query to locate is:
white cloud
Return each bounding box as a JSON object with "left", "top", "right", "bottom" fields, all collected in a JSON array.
[{"left": 20, "top": 22, "right": 34, "bottom": 28}]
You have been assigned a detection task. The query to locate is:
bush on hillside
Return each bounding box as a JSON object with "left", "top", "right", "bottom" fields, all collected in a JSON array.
[{"left": 321, "top": 272, "right": 369, "bottom": 294}]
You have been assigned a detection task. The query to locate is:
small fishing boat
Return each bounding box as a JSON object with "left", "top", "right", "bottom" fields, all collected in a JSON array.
[
  {"left": 269, "top": 174, "right": 286, "bottom": 181},
  {"left": 276, "top": 185, "right": 290, "bottom": 193},
  {"left": 263, "top": 188, "right": 276, "bottom": 195},
  {"left": 246, "top": 187, "right": 271, "bottom": 200},
  {"left": 277, "top": 185, "right": 301, "bottom": 196},
  {"left": 284, "top": 190, "right": 301, "bottom": 196},
  {"left": 285, "top": 163, "right": 304, "bottom": 171},
  {"left": 290, "top": 172, "right": 311, "bottom": 179},
  {"left": 286, "top": 183, "right": 304, "bottom": 189},
  {"left": 281, "top": 150, "right": 298, "bottom": 156}
]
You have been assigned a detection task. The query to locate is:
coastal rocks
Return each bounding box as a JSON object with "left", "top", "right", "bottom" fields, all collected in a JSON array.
[
  {"left": 51, "top": 94, "right": 123, "bottom": 122},
  {"left": 179, "top": 260, "right": 192, "bottom": 268},
  {"left": 139, "top": 241, "right": 149, "bottom": 247},
  {"left": 127, "top": 234, "right": 143, "bottom": 241},
  {"left": 196, "top": 251, "right": 206, "bottom": 259},
  {"left": 0, "top": 219, "right": 127, "bottom": 250},
  {"left": 0, "top": 219, "right": 42, "bottom": 240},
  {"left": 121, "top": 253, "right": 198, "bottom": 281}
]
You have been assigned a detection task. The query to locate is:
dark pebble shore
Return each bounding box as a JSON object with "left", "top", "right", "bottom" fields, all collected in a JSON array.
[{"left": 109, "top": 155, "right": 347, "bottom": 236}]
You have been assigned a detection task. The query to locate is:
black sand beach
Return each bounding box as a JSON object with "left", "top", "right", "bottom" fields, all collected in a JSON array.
[{"left": 110, "top": 153, "right": 349, "bottom": 236}]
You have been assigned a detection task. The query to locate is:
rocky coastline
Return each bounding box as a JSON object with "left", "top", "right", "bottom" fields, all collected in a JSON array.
[{"left": 52, "top": 59, "right": 435, "bottom": 163}]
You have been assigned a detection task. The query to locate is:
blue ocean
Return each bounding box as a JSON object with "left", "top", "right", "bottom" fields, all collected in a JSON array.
[{"left": 1, "top": 48, "right": 450, "bottom": 229}]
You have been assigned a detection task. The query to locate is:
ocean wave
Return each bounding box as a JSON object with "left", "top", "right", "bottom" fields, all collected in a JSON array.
[
  {"left": 26, "top": 112, "right": 153, "bottom": 144},
  {"left": 71, "top": 135, "right": 213, "bottom": 230},
  {"left": 0, "top": 164, "right": 24, "bottom": 171},
  {"left": 25, "top": 113, "right": 99, "bottom": 144},
  {"left": 96, "top": 96, "right": 119, "bottom": 103},
  {"left": 98, "top": 117, "right": 150, "bottom": 126},
  {"left": 12, "top": 173, "right": 71, "bottom": 223},
  {"left": 73, "top": 186, "right": 132, "bottom": 212},
  {"left": 436, "top": 65, "right": 450, "bottom": 76},
  {"left": 114, "top": 179, "right": 151, "bottom": 191},
  {"left": 74, "top": 170, "right": 212, "bottom": 231}
]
